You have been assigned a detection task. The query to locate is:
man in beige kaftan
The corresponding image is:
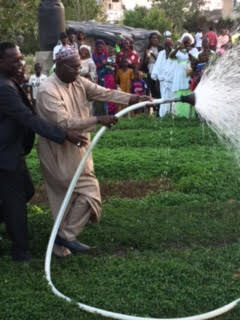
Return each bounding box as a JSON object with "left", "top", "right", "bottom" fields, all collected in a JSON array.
[{"left": 36, "top": 47, "right": 143, "bottom": 257}]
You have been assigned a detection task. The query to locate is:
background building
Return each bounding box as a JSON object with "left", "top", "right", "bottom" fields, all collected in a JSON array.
[
  {"left": 98, "top": 0, "right": 154, "bottom": 22},
  {"left": 99, "top": 0, "right": 124, "bottom": 23},
  {"left": 98, "top": 0, "right": 240, "bottom": 23},
  {"left": 122, "top": 0, "right": 153, "bottom": 10},
  {"left": 222, "top": 0, "right": 240, "bottom": 17},
  {"left": 201, "top": 0, "right": 240, "bottom": 18}
]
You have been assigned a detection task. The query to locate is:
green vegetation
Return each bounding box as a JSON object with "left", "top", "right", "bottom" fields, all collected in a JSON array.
[
  {"left": 1, "top": 116, "right": 240, "bottom": 319},
  {"left": 123, "top": 6, "right": 171, "bottom": 34},
  {"left": 0, "top": 0, "right": 103, "bottom": 54},
  {"left": 123, "top": 1, "right": 238, "bottom": 35},
  {"left": 63, "top": 0, "right": 104, "bottom": 22}
]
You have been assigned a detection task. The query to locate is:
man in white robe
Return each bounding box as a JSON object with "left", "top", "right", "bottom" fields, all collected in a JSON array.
[{"left": 151, "top": 39, "right": 176, "bottom": 117}]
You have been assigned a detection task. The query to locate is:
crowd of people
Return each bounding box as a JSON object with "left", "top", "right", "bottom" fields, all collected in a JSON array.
[
  {"left": 27, "top": 26, "right": 232, "bottom": 120},
  {"left": 29, "top": 27, "right": 231, "bottom": 118}
]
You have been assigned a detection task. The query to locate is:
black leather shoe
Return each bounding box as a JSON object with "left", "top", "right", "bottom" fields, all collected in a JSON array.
[
  {"left": 55, "top": 235, "right": 90, "bottom": 254},
  {"left": 12, "top": 250, "right": 31, "bottom": 263}
]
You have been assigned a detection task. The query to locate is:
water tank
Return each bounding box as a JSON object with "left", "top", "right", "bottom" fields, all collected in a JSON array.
[{"left": 38, "top": 0, "right": 65, "bottom": 51}]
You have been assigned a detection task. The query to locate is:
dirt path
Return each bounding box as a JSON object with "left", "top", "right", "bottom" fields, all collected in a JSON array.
[{"left": 31, "top": 178, "right": 174, "bottom": 205}]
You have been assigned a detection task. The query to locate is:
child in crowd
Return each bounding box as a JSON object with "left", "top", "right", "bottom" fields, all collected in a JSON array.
[
  {"left": 116, "top": 58, "right": 134, "bottom": 114},
  {"left": 131, "top": 69, "right": 148, "bottom": 114},
  {"left": 116, "top": 58, "right": 133, "bottom": 94},
  {"left": 28, "top": 63, "right": 47, "bottom": 106}
]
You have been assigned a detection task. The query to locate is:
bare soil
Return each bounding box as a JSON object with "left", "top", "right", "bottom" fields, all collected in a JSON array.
[{"left": 31, "top": 178, "right": 174, "bottom": 205}]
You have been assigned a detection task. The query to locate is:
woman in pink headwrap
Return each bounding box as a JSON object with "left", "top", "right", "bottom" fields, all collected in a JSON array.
[
  {"left": 92, "top": 40, "right": 117, "bottom": 114},
  {"left": 93, "top": 39, "right": 108, "bottom": 86}
]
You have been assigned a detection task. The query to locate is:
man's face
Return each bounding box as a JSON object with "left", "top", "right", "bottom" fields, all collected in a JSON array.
[
  {"left": 96, "top": 44, "right": 103, "bottom": 54},
  {"left": 68, "top": 34, "right": 75, "bottom": 43},
  {"left": 122, "top": 41, "right": 129, "bottom": 50},
  {"left": 151, "top": 34, "right": 159, "bottom": 46},
  {"left": 61, "top": 36, "right": 68, "bottom": 46},
  {"left": 0, "top": 47, "right": 24, "bottom": 78},
  {"left": 57, "top": 55, "right": 81, "bottom": 83},
  {"left": 35, "top": 64, "right": 42, "bottom": 76},
  {"left": 183, "top": 37, "right": 191, "bottom": 49}
]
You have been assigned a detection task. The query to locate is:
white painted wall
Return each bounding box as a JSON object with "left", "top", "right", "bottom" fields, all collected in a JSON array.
[
  {"left": 122, "top": 0, "right": 153, "bottom": 10},
  {"left": 201, "top": 0, "right": 223, "bottom": 11}
]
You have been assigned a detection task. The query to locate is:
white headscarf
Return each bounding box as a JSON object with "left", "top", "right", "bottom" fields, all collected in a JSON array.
[{"left": 79, "top": 45, "right": 92, "bottom": 55}]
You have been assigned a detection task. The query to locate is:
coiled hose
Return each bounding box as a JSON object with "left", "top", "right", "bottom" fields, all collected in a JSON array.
[{"left": 45, "top": 98, "right": 240, "bottom": 320}]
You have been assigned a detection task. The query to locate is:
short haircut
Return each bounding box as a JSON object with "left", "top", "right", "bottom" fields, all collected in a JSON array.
[
  {"left": 59, "top": 32, "right": 67, "bottom": 40},
  {"left": 67, "top": 28, "right": 76, "bottom": 36},
  {"left": 149, "top": 32, "right": 159, "bottom": 40},
  {"left": 34, "top": 62, "right": 41, "bottom": 68},
  {"left": 0, "top": 42, "right": 16, "bottom": 59}
]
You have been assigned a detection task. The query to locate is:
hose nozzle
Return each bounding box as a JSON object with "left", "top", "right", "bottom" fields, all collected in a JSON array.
[{"left": 180, "top": 93, "right": 196, "bottom": 106}]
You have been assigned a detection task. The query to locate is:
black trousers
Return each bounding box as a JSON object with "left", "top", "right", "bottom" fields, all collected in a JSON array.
[
  {"left": 0, "top": 160, "right": 34, "bottom": 253},
  {"left": 147, "top": 74, "right": 161, "bottom": 116}
]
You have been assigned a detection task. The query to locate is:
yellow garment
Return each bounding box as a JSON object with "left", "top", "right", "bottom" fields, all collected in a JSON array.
[
  {"left": 36, "top": 73, "right": 131, "bottom": 255},
  {"left": 232, "top": 33, "right": 240, "bottom": 44},
  {"left": 116, "top": 68, "right": 133, "bottom": 93}
]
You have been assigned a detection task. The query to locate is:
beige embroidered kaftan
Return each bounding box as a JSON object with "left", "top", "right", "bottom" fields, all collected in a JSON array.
[{"left": 36, "top": 73, "right": 131, "bottom": 255}]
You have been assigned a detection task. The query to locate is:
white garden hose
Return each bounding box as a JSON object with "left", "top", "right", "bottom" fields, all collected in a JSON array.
[{"left": 45, "top": 98, "right": 240, "bottom": 320}]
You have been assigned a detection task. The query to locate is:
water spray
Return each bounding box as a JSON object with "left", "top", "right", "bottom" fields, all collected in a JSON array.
[{"left": 44, "top": 96, "right": 240, "bottom": 320}]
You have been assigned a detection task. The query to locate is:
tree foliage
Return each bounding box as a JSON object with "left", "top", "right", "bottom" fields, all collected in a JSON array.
[
  {"left": 0, "top": 0, "right": 103, "bottom": 54},
  {"left": 62, "top": 0, "right": 104, "bottom": 22},
  {"left": 123, "top": 6, "right": 148, "bottom": 28},
  {"left": 142, "top": 7, "right": 171, "bottom": 33},
  {"left": 123, "top": 6, "right": 171, "bottom": 34},
  {"left": 184, "top": 12, "right": 209, "bottom": 33},
  {"left": 0, "top": 0, "right": 39, "bottom": 52},
  {"left": 153, "top": 0, "right": 206, "bottom": 30}
]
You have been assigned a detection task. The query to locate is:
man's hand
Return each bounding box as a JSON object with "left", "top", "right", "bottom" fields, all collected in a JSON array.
[
  {"left": 66, "top": 130, "right": 88, "bottom": 147},
  {"left": 97, "top": 115, "right": 118, "bottom": 128},
  {"left": 129, "top": 95, "right": 152, "bottom": 105}
]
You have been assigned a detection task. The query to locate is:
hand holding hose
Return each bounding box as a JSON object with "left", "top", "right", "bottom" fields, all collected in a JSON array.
[
  {"left": 129, "top": 95, "right": 152, "bottom": 105},
  {"left": 97, "top": 115, "right": 118, "bottom": 128}
]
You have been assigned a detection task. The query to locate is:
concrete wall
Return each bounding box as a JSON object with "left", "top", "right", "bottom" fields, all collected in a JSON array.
[
  {"left": 101, "top": 0, "right": 124, "bottom": 23},
  {"left": 222, "top": 0, "right": 233, "bottom": 17},
  {"left": 122, "top": 0, "right": 153, "bottom": 10}
]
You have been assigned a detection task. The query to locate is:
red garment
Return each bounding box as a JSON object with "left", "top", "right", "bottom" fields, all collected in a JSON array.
[
  {"left": 205, "top": 31, "right": 218, "bottom": 47},
  {"left": 116, "top": 49, "right": 140, "bottom": 68},
  {"left": 104, "top": 73, "right": 117, "bottom": 114}
]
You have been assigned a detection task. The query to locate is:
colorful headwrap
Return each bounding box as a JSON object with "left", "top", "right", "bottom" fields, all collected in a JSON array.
[
  {"left": 95, "top": 39, "right": 105, "bottom": 46},
  {"left": 93, "top": 39, "right": 108, "bottom": 67},
  {"left": 56, "top": 46, "right": 79, "bottom": 61}
]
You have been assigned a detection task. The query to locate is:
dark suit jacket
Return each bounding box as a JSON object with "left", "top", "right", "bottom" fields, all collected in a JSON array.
[{"left": 0, "top": 73, "right": 66, "bottom": 171}]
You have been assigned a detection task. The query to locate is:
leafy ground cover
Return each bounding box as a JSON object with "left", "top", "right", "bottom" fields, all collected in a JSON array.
[{"left": 1, "top": 116, "right": 240, "bottom": 320}]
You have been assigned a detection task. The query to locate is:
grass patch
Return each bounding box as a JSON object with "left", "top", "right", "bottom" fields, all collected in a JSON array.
[{"left": 1, "top": 116, "right": 240, "bottom": 319}]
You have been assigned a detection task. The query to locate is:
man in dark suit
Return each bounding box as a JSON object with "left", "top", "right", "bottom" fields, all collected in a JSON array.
[{"left": 0, "top": 42, "right": 91, "bottom": 262}]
